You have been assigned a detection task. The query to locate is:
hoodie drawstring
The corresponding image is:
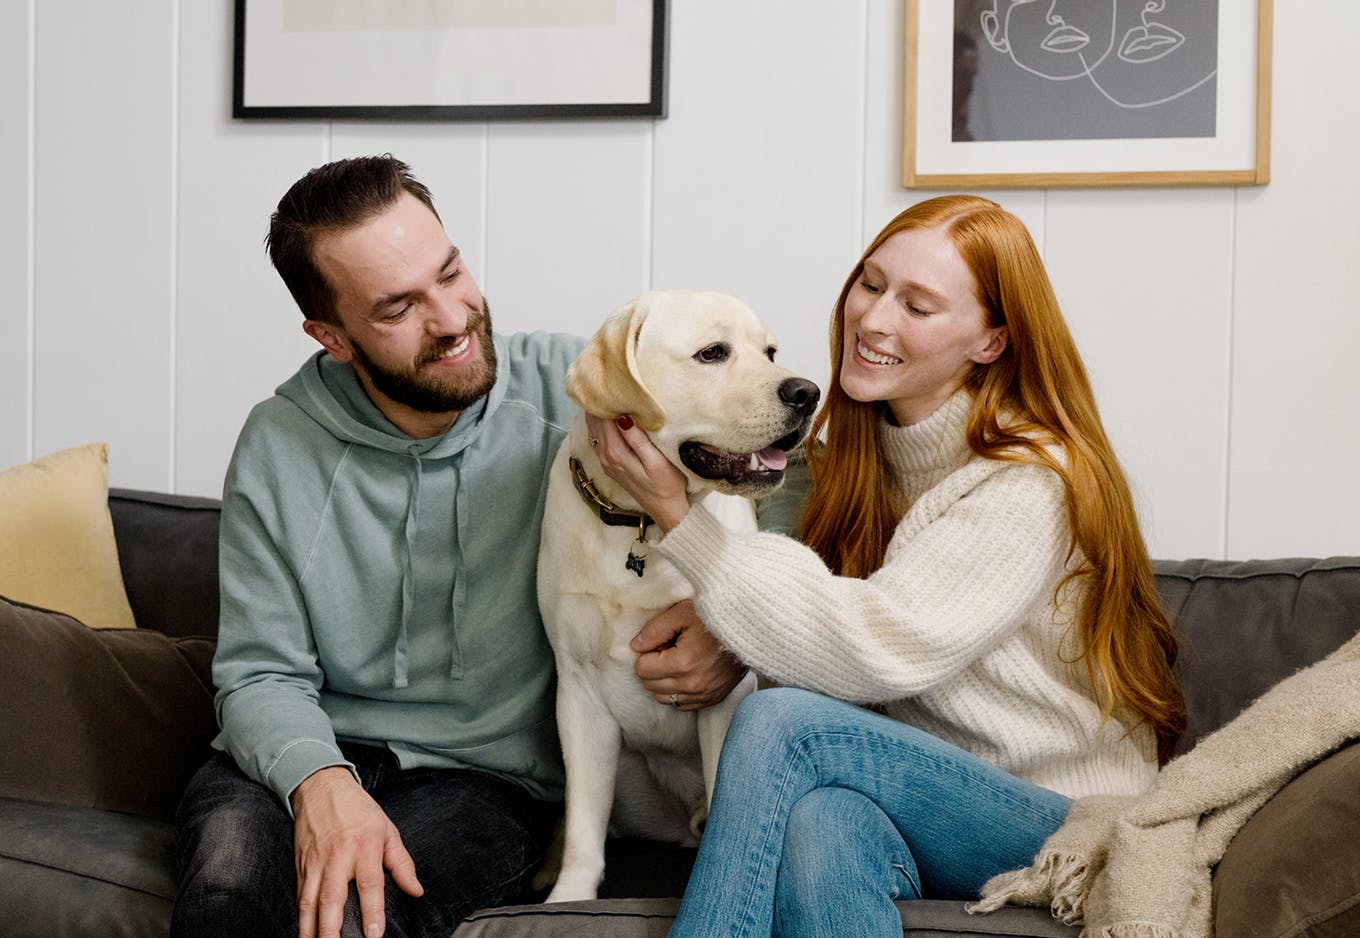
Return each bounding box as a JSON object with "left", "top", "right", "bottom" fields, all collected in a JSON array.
[{"left": 393, "top": 452, "right": 422, "bottom": 688}]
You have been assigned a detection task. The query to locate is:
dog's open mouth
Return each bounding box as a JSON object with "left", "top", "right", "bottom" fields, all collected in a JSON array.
[{"left": 678, "top": 427, "right": 805, "bottom": 491}]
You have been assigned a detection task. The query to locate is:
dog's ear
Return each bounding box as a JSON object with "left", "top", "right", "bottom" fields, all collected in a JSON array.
[{"left": 567, "top": 297, "right": 666, "bottom": 432}]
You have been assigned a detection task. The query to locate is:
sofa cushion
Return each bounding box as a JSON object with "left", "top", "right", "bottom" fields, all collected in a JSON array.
[
  {"left": 1154, "top": 557, "right": 1360, "bottom": 752},
  {"left": 1214, "top": 739, "right": 1360, "bottom": 937},
  {"left": 109, "top": 488, "right": 222, "bottom": 639},
  {"left": 454, "top": 898, "right": 1078, "bottom": 937},
  {"left": 0, "top": 442, "right": 137, "bottom": 630},
  {"left": 0, "top": 595, "right": 217, "bottom": 821},
  {"left": 0, "top": 798, "right": 175, "bottom": 938}
]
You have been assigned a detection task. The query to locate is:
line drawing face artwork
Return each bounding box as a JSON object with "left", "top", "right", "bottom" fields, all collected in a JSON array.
[{"left": 955, "top": 0, "right": 1219, "bottom": 142}]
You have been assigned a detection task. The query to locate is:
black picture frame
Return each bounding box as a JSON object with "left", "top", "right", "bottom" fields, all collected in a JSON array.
[{"left": 233, "top": 0, "right": 668, "bottom": 121}]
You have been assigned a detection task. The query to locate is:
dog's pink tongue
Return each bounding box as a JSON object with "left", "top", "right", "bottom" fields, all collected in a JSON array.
[{"left": 755, "top": 447, "right": 788, "bottom": 471}]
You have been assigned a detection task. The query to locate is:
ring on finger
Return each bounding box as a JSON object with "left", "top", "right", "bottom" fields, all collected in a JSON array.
[
  {"left": 669, "top": 693, "right": 680, "bottom": 708},
  {"left": 589, "top": 437, "right": 600, "bottom": 447}
]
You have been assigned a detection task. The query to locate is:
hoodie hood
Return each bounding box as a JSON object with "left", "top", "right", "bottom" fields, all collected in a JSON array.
[{"left": 279, "top": 347, "right": 509, "bottom": 458}]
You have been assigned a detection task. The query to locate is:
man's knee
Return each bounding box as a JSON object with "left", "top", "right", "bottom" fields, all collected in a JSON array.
[
  {"left": 191, "top": 804, "right": 291, "bottom": 876},
  {"left": 176, "top": 757, "right": 295, "bottom": 913}
]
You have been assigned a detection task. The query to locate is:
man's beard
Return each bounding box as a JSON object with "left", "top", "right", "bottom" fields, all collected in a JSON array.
[{"left": 351, "top": 299, "right": 498, "bottom": 414}]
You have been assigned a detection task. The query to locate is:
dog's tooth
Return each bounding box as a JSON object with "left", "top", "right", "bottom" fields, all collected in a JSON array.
[{"left": 749, "top": 453, "right": 759, "bottom": 471}]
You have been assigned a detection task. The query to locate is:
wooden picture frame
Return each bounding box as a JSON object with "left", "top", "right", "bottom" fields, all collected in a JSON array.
[{"left": 903, "top": 0, "right": 1272, "bottom": 188}]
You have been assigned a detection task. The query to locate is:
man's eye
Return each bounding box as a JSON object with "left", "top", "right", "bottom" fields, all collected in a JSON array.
[
  {"left": 383, "top": 305, "right": 411, "bottom": 323},
  {"left": 694, "top": 344, "right": 730, "bottom": 364},
  {"left": 441, "top": 269, "right": 461, "bottom": 284}
]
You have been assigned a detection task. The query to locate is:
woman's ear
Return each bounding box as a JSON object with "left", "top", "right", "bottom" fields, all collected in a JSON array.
[
  {"left": 971, "top": 326, "right": 1010, "bottom": 365},
  {"left": 302, "top": 319, "right": 354, "bottom": 363}
]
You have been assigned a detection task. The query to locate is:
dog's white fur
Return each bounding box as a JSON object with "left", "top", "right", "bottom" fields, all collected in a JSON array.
[{"left": 537, "top": 290, "right": 816, "bottom": 902}]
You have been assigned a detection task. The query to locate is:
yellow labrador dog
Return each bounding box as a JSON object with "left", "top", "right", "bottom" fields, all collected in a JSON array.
[{"left": 537, "top": 290, "right": 819, "bottom": 902}]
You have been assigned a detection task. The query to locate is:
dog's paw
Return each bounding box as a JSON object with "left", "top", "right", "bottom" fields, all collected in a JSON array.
[{"left": 545, "top": 871, "right": 601, "bottom": 904}]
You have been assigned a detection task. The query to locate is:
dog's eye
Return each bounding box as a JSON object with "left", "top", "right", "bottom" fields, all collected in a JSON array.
[
  {"left": 694, "top": 343, "right": 730, "bottom": 364},
  {"left": 765, "top": 345, "right": 777, "bottom": 362}
]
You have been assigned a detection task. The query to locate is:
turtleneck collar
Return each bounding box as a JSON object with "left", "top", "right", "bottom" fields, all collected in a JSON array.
[{"left": 879, "top": 387, "right": 975, "bottom": 506}]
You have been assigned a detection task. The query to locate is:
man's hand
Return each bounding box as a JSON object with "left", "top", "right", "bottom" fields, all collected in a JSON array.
[
  {"left": 291, "top": 766, "right": 423, "bottom": 938},
  {"left": 630, "top": 600, "right": 747, "bottom": 711}
]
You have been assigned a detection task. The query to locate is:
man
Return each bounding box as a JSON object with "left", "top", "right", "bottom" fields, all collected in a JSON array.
[{"left": 173, "top": 155, "right": 743, "bottom": 938}]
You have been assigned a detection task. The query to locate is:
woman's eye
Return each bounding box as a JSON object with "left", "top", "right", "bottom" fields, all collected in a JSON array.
[
  {"left": 694, "top": 344, "right": 730, "bottom": 364},
  {"left": 860, "top": 279, "right": 882, "bottom": 294}
]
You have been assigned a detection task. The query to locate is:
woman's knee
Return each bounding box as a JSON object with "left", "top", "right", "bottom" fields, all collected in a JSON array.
[
  {"left": 724, "top": 687, "right": 891, "bottom": 772},
  {"left": 784, "top": 788, "right": 917, "bottom": 888},
  {"left": 728, "top": 687, "right": 830, "bottom": 747},
  {"left": 775, "top": 788, "right": 921, "bottom": 923},
  {"left": 781, "top": 788, "right": 853, "bottom": 883},
  {"left": 714, "top": 688, "right": 811, "bottom": 774}
]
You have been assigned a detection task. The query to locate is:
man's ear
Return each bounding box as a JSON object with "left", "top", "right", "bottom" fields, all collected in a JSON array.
[
  {"left": 565, "top": 295, "right": 666, "bottom": 433},
  {"left": 303, "top": 319, "right": 354, "bottom": 363},
  {"left": 971, "top": 326, "right": 1010, "bottom": 365}
]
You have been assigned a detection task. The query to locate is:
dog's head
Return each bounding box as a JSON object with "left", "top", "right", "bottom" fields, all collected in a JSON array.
[{"left": 567, "top": 290, "right": 820, "bottom": 497}]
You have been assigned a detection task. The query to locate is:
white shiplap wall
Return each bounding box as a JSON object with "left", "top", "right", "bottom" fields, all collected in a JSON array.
[{"left": 2, "top": 1, "right": 1357, "bottom": 562}]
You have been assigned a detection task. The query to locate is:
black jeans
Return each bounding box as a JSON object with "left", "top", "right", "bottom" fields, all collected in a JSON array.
[{"left": 172, "top": 744, "right": 555, "bottom": 938}]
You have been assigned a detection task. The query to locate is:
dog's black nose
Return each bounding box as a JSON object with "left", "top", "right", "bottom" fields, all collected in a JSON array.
[{"left": 779, "top": 378, "right": 821, "bottom": 415}]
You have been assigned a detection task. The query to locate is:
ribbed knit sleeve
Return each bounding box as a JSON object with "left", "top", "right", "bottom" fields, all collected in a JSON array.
[{"left": 658, "top": 456, "right": 1070, "bottom": 703}]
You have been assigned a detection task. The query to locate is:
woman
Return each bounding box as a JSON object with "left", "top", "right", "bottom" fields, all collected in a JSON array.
[{"left": 588, "top": 195, "right": 1184, "bottom": 937}]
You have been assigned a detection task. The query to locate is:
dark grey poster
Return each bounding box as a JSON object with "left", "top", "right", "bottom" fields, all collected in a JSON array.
[{"left": 954, "top": 0, "right": 1219, "bottom": 143}]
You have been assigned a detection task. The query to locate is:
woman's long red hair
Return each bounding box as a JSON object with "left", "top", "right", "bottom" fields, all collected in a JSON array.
[{"left": 800, "top": 195, "right": 1185, "bottom": 763}]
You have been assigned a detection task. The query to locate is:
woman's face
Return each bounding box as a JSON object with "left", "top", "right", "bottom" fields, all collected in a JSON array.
[{"left": 840, "top": 225, "right": 1007, "bottom": 427}]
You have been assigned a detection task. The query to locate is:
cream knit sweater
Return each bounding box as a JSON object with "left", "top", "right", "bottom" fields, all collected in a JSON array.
[{"left": 657, "top": 389, "right": 1156, "bottom": 800}]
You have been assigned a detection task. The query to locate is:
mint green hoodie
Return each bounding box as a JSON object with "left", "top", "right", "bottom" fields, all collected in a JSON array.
[{"left": 213, "top": 331, "right": 583, "bottom": 807}]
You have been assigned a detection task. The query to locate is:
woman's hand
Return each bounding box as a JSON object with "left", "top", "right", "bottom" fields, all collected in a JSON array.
[
  {"left": 631, "top": 600, "right": 748, "bottom": 710},
  {"left": 586, "top": 413, "right": 691, "bottom": 531}
]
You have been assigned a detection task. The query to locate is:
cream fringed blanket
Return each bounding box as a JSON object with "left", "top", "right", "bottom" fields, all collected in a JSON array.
[{"left": 969, "top": 631, "right": 1360, "bottom": 937}]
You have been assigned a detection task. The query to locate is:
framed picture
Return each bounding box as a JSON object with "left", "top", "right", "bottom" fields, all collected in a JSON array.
[
  {"left": 233, "top": 0, "right": 667, "bottom": 120},
  {"left": 903, "top": 0, "right": 1272, "bottom": 188}
]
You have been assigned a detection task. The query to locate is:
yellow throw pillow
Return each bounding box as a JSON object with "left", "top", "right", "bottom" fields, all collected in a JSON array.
[{"left": 0, "top": 443, "right": 137, "bottom": 629}]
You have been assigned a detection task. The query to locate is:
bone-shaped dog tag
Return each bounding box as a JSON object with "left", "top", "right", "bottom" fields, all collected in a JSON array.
[{"left": 625, "top": 541, "right": 648, "bottom": 577}]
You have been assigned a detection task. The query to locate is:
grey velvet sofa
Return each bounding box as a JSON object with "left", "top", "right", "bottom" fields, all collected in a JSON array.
[{"left": 2, "top": 488, "right": 1358, "bottom": 938}]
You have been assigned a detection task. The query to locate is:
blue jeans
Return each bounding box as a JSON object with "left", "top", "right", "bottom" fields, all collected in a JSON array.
[
  {"left": 172, "top": 743, "right": 555, "bottom": 938},
  {"left": 669, "top": 688, "right": 1071, "bottom": 938}
]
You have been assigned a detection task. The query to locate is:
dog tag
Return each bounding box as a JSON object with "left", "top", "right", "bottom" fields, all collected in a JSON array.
[{"left": 626, "top": 542, "right": 648, "bottom": 577}]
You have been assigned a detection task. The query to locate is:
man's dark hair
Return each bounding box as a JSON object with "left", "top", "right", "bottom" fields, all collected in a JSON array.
[{"left": 266, "top": 154, "right": 439, "bottom": 324}]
